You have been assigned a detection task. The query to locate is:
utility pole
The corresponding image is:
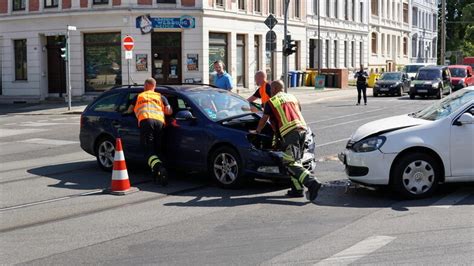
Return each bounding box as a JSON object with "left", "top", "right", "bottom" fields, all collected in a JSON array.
[
  {"left": 317, "top": 0, "right": 321, "bottom": 74},
  {"left": 283, "top": 0, "right": 290, "bottom": 92},
  {"left": 66, "top": 25, "right": 76, "bottom": 111},
  {"left": 440, "top": 0, "right": 446, "bottom": 65}
]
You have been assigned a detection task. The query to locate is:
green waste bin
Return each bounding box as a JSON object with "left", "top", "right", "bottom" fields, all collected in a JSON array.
[{"left": 315, "top": 75, "right": 325, "bottom": 89}]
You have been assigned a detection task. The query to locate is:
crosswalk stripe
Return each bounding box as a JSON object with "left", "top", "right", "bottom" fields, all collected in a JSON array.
[
  {"left": 18, "top": 138, "right": 79, "bottom": 146},
  {"left": 431, "top": 189, "right": 472, "bottom": 209},
  {"left": 314, "top": 235, "right": 396, "bottom": 266},
  {"left": 0, "top": 128, "right": 47, "bottom": 138}
]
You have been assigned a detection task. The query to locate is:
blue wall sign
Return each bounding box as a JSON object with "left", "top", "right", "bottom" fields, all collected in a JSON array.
[{"left": 136, "top": 15, "right": 196, "bottom": 34}]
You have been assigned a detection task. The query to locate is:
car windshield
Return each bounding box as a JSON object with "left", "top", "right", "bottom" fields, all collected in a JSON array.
[
  {"left": 405, "top": 65, "right": 424, "bottom": 73},
  {"left": 449, "top": 68, "right": 467, "bottom": 78},
  {"left": 380, "top": 73, "right": 402, "bottom": 80},
  {"left": 416, "top": 69, "right": 441, "bottom": 80},
  {"left": 412, "top": 89, "right": 474, "bottom": 121},
  {"left": 187, "top": 89, "right": 254, "bottom": 121}
]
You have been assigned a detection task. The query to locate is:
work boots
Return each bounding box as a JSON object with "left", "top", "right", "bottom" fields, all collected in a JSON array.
[
  {"left": 305, "top": 180, "right": 322, "bottom": 202},
  {"left": 286, "top": 189, "right": 304, "bottom": 198},
  {"left": 152, "top": 163, "right": 168, "bottom": 186}
]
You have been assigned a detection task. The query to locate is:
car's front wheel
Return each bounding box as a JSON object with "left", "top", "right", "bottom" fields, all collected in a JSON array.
[
  {"left": 391, "top": 153, "right": 441, "bottom": 199},
  {"left": 95, "top": 136, "right": 115, "bottom": 172},
  {"left": 209, "top": 146, "right": 244, "bottom": 188}
]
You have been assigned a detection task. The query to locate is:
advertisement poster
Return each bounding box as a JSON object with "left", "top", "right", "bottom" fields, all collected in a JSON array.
[
  {"left": 136, "top": 54, "right": 148, "bottom": 71},
  {"left": 187, "top": 54, "right": 199, "bottom": 71}
]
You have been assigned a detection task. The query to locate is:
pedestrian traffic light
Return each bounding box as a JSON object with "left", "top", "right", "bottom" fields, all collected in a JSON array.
[
  {"left": 59, "top": 41, "right": 67, "bottom": 61},
  {"left": 284, "top": 40, "right": 297, "bottom": 56}
]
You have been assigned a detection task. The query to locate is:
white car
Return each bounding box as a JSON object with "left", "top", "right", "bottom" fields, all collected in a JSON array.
[
  {"left": 339, "top": 87, "right": 474, "bottom": 198},
  {"left": 404, "top": 63, "right": 436, "bottom": 79}
]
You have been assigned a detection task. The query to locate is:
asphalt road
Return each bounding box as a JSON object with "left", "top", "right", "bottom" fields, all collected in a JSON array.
[{"left": 1, "top": 90, "right": 473, "bottom": 265}]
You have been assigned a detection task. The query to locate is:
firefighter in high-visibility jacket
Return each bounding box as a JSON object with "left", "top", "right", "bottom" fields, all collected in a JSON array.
[
  {"left": 247, "top": 70, "right": 272, "bottom": 107},
  {"left": 128, "top": 78, "right": 173, "bottom": 185},
  {"left": 251, "top": 80, "right": 322, "bottom": 201}
]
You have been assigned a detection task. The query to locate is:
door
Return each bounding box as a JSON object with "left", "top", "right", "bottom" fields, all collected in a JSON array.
[
  {"left": 442, "top": 68, "right": 452, "bottom": 94},
  {"left": 164, "top": 94, "right": 206, "bottom": 171},
  {"left": 46, "top": 36, "right": 66, "bottom": 94},
  {"left": 402, "top": 73, "right": 410, "bottom": 93},
  {"left": 152, "top": 32, "right": 181, "bottom": 84},
  {"left": 116, "top": 91, "right": 142, "bottom": 160},
  {"left": 450, "top": 106, "right": 474, "bottom": 177}
]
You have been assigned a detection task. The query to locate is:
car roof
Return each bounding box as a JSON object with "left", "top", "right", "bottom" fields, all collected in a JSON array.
[
  {"left": 405, "top": 63, "right": 435, "bottom": 66},
  {"left": 419, "top": 65, "right": 446, "bottom": 70},
  {"left": 449, "top": 65, "right": 471, "bottom": 69},
  {"left": 108, "top": 84, "right": 222, "bottom": 94},
  {"left": 382, "top": 71, "right": 403, "bottom": 74}
]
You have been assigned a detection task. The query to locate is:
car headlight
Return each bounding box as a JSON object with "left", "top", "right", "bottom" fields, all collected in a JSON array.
[
  {"left": 352, "top": 136, "right": 386, "bottom": 153},
  {"left": 432, "top": 83, "right": 439, "bottom": 88},
  {"left": 410, "top": 83, "right": 415, "bottom": 87}
]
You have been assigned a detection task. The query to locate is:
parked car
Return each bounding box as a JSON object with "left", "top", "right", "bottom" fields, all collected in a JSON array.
[
  {"left": 403, "top": 63, "right": 435, "bottom": 79},
  {"left": 339, "top": 87, "right": 474, "bottom": 198},
  {"left": 448, "top": 65, "right": 474, "bottom": 91},
  {"left": 79, "top": 85, "right": 316, "bottom": 188},
  {"left": 373, "top": 72, "right": 410, "bottom": 97},
  {"left": 463, "top": 57, "right": 474, "bottom": 69},
  {"left": 409, "top": 66, "right": 452, "bottom": 99}
]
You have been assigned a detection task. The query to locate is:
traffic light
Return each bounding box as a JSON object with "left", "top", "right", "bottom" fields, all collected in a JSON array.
[
  {"left": 284, "top": 39, "right": 297, "bottom": 56},
  {"left": 59, "top": 41, "right": 67, "bottom": 61}
]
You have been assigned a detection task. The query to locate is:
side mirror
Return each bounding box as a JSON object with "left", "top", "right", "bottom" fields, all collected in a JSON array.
[
  {"left": 175, "top": 110, "right": 196, "bottom": 121},
  {"left": 454, "top": 113, "right": 474, "bottom": 126}
]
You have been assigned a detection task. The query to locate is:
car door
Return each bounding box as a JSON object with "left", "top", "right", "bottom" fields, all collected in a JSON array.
[
  {"left": 402, "top": 73, "right": 410, "bottom": 93},
  {"left": 115, "top": 91, "right": 142, "bottom": 160},
  {"left": 443, "top": 69, "right": 452, "bottom": 94},
  {"left": 163, "top": 94, "right": 207, "bottom": 171},
  {"left": 450, "top": 105, "right": 474, "bottom": 178}
]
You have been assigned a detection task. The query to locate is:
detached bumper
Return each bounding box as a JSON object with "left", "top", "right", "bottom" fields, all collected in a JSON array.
[{"left": 339, "top": 149, "right": 397, "bottom": 185}]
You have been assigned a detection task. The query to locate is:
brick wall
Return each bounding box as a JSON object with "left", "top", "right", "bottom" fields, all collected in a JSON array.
[
  {"left": 113, "top": 0, "right": 121, "bottom": 6},
  {"left": 29, "top": 0, "right": 40, "bottom": 11},
  {"left": 80, "top": 0, "right": 88, "bottom": 8},
  {"left": 62, "top": 0, "right": 71, "bottom": 9},
  {"left": 0, "top": 0, "right": 8, "bottom": 13},
  {"left": 138, "top": 0, "right": 152, "bottom": 5}
]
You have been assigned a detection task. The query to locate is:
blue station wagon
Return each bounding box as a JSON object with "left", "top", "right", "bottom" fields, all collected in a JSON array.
[{"left": 79, "top": 85, "right": 316, "bottom": 188}]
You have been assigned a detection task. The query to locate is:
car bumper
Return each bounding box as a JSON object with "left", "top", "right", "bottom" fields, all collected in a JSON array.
[
  {"left": 374, "top": 86, "right": 399, "bottom": 94},
  {"left": 338, "top": 149, "right": 397, "bottom": 185}
]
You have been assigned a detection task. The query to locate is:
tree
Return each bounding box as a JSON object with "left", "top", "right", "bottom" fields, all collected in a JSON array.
[{"left": 460, "top": 3, "right": 474, "bottom": 56}]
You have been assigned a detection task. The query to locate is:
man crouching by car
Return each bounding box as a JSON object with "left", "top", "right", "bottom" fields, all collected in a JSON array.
[{"left": 250, "top": 80, "right": 322, "bottom": 201}]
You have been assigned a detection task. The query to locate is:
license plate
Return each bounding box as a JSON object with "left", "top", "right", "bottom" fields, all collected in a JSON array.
[
  {"left": 418, "top": 89, "right": 428, "bottom": 93},
  {"left": 302, "top": 152, "right": 313, "bottom": 162},
  {"left": 380, "top": 88, "right": 389, "bottom": 91}
]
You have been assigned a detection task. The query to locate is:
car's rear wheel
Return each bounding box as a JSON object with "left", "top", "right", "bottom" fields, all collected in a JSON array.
[
  {"left": 409, "top": 93, "right": 415, "bottom": 99},
  {"left": 209, "top": 146, "right": 244, "bottom": 188},
  {"left": 391, "top": 153, "right": 440, "bottom": 199},
  {"left": 95, "top": 136, "right": 115, "bottom": 172},
  {"left": 397, "top": 87, "right": 402, "bottom": 96}
]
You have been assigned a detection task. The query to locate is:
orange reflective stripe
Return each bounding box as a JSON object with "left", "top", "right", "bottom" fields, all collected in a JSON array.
[
  {"left": 134, "top": 91, "right": 165, "bottom": 125},
  {"left": 259, "top": 82, "right": 270, "bottom": 104}
]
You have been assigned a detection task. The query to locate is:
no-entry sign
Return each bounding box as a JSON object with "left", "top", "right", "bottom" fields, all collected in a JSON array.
[{"left": 123, "top": 36, "right": 134, "bottom": 51}]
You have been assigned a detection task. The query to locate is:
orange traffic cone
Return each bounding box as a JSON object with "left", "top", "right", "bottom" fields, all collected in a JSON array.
[{"left": 106, "top": 138, "right": 139, "bottom": 195}]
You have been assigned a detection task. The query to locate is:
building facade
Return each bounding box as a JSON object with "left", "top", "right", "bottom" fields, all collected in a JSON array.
[
  {"left": 367, "top": 0, "right": 411, "bottom": 73},
  {"left": 0, "top": 0, "right": 307, "bottom": 102},
  {"left": 410, "top": 0, "right": 437, "bottom": 63},
  {"left": 306, "top": 0, "right": 369, "bottom": 72}
]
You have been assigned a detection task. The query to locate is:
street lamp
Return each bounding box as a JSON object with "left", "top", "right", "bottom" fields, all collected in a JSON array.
[{"left": 66, "top": 25, "right": 76, "bottom": 111}]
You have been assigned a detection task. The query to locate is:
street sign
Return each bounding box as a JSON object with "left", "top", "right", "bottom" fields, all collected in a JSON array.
[
  {"left": 123, "top": 36, "right": 135, "bottom": 51},
  {"left": 125, "top": 50, "right": 133, "bottom": 60},
  {"left": 264, "top": 14, "right": 278, "bottom": 30},
  {"left": 265, "top": 30, "right": 277, "bottom": 51}
]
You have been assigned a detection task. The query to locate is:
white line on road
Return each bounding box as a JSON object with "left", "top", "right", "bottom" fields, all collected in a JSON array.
[
  {"left": 315, "top": 138, "right": 349, "bottom": 148},
  {"left": 51, "top": 118, "right": 68, "bottom": 121},
  {"left": 18, "top": 138, "right": 79, "bottom": 146},
  {"left": 317, "top": 114, "right": 385, "bottom": 130},
  {"left": 431, "top": 189, "right": 472, "bottom": 209},
  {"left": 0, "top": 128, "right": 47, "bottom": 138},
  {"left": 314, "top": 235, "right": 396, "bottom": 266}
]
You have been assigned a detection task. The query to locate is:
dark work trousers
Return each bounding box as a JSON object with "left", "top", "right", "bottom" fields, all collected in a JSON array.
[
  {"left": 139, "top": 119, "right": 164, "bottom": 172},
  {"left": 275, "top": 129, "right": 320, "bottom": 192},
  {"left": 357, "top": 84, "right": 367, "bottom": 104}
]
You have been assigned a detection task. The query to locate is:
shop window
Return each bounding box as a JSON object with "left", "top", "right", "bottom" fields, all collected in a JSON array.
[
  {"left": 254, "top": 0, "right": 261, "bottom": 13},
  {"left": 209, "top": 33, "right": 228, "bottom": 85},
  {"left": 14, "top": 39, "right": 27, "bottom": 81},
  {"left": 91, "top": 93, "right": 122, "bottom": 113},
  {"left": 157, "top": 0, "right": 176, "bottom": 3},
  {"left": 84, "top": 33, "right": 122, "bottom": 92},
  {"left": 371, "top": 0, "right": 378, "bottom": 16},
  {"left": 13, "top": 0, "right": 26, "bottom": 11},
  {"left": 371, "top": 33, "right": 377, "bottom": 55},
  {"left": 93, "top": 0, "right": 109, "bottom": 4},
  {"left": 238, "top": 0, "right": 245, "bottom": 10},
  {"left": 44, "top": 0, "right": 59, "bottom": 8}
]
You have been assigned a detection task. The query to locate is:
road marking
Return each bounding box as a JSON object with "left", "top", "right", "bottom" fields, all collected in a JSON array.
[
  {"left": 19, "top": 122, "right": 62, "bottom": 127},
  {"left": 318, "top": 114, "right": 385, "bottom": 130},
  {"left": 431, "top": 189, "right": 472, "bottom": 209},
  {"left": 316, "top": 138, "right": 349, "bottom": 148},
  {"left": 314, "top": 235, "right": 396, "bottom": 266},
  {"left": 51, "top": 118, "right": 68, "bottom": 121},
  {"left": 0, "top": 128, "right": 47, "bottom": 138},
  {"left": 18, "top": 138, "right": 79, "bottom": 146}
]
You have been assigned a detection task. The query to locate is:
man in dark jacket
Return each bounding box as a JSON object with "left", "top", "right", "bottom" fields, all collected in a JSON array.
[{"left": 354, "top": 65, "right": 369, "bottom": 105}]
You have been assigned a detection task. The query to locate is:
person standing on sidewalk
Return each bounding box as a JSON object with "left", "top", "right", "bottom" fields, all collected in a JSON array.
[
  {"left": 247, "top": 70, "right": 272, "bottom": 107},
  {"left": 354, "top": 65, "right": 369, "bottom": 105},
  {"left": 250, "top": 80, "right": 322, "bottom": 201},
  {"left": 128, "top": 78, "right": 173, "bottom": 185},
  {"left": 213, "top": 60, "right": 233, "bottom": 91}
]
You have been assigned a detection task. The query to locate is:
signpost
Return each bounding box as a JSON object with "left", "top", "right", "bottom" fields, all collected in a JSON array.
[
  {"left": 66, "top": 25, "right": 76, "bottom": 111},
  {"left": 123, "top": 35, "right": 134, "bottom": 85}
]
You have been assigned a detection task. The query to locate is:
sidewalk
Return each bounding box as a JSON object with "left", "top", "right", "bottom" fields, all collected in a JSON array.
[{"left": 0, "top": 86, "right": 356, "bottom": 116}]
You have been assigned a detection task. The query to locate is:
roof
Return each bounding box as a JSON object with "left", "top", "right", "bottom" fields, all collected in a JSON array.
[
  {"left": 381, "top": 71, "right": 403, "bottom": 74},
  {"left": 405, "top": 63, "right": 436, "bottom": 66},
  {"left": 110, "top": 84, "right": 219, "bottom": 93},
  {"left": 448, "top": 65, "right": 472, "bottom": 69},
  {"left": 419, "top": 65, "right": 446, "bottom": 70}
]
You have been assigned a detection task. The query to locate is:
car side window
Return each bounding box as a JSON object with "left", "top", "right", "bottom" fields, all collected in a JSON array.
[
  {"left": 90, "top": 93, "right": 122, "bottom": 113},
  {"left": 117, "top": 92, "right": 139, "bottom": 113},
  {"left": 164, "top": 95, "right": 192, "bottom": 117}
]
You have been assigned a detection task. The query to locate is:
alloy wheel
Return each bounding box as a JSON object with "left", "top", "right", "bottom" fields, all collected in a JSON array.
[
  {"left": 98, "top": 140, "right": 115, "bottom": 169},
  {"left": 213, "top": 153, "right": 239, "bottom": 185}
]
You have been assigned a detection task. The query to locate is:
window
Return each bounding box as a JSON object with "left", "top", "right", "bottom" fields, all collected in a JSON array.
[
  {"left": 209, "top": 33, "right": 228, "bottom": 85},
  {"left": 371, "top": 33, "right": 377, "bottom": 54},
  {"left": 269, "top": 0, "right": 275, "bottom": 14},
  {"left": 44, "top": 0, "right": 59, "bottom": 8},
  {"left": 359, "top": 41, "right": 363, "bottom": 65},
  {"left": 294, "top": 0, "right": 300, "bottom": 18},
  {"left": 403, "top": 3, "right": 408, "bottom": 23},
  {"left": 326, "top": 0, "right": 330, "bottom": 17},
  {"left": 344, "top": 0, "right": 348, "bottom": 20},
  {"left": 360, "top": 2, "right": 364, "bottom": 22},
  {"left": 344, "top": 41, "right": 348, "bottom": 68},
  {"left": 352, "top": 0, "right": 356, "bottom": 21},
  {"left": 371, "top": 0, "right": 378, "bottom": 16},
  {"left": 93, "top": 0, "right": 109, "bottom": 4},
  {"left": 236, "top": 35, "right": 246, "bottom": 86},
  {"left": 412, "top": 36, "right": 417, "bottom": 57},
  {"left": 14, "top": 39, "right": 27, "bottom": 80},
  {"left": 397, "top": 36, "right": 401, "bottom": 57},
  {"left": 157, "top": 0, "right": 176, "bottom": 3},
  {"left": 313, "top": 0, "right": 318, "bottom": 15},
  {"left": 381, "top": 34, "right": 385, "bottom": 55},
  {"left": 325, "top": 40, "right": 329, "bottom": 68},
  {"left": 392, "top": 2, "right": 395, "bottom": 20},
  {"left": 334, "top": 0, "right": 338, "bottom": 18},
  {"left": 84, "top": 33, "right": 122, "bottom": 92},
  {"left": 333, "top": 40, "right": 338, "bottom": 68},
  {"left": 433, "top": 15, "right": 437, "bottom": 31},
  {"left": 215, "top": 0, "right": 224, "bottom": 7},
  {"left": 91, "top": 93, "right": 122, "bottom": 113},
  {"left": 254, "top": 0, "right": 261, "bottom": 12},
  {"left": 254, "top": 36, "right": 261, "bottom": 72},
  {"left": 351, "top": 41, "right": 355, "bottom": 68},
  {"left": 13, "top": 0, "right": 25, "bottom": 10},
  {"left": 238, "top": 0, "right": 245, "bottom": 10},
  {"left": 387, "top": 34, "right": 391, "bottom": 57},
  {"left": 412, "top": 7, "right": 418, "bottom": 27}
]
